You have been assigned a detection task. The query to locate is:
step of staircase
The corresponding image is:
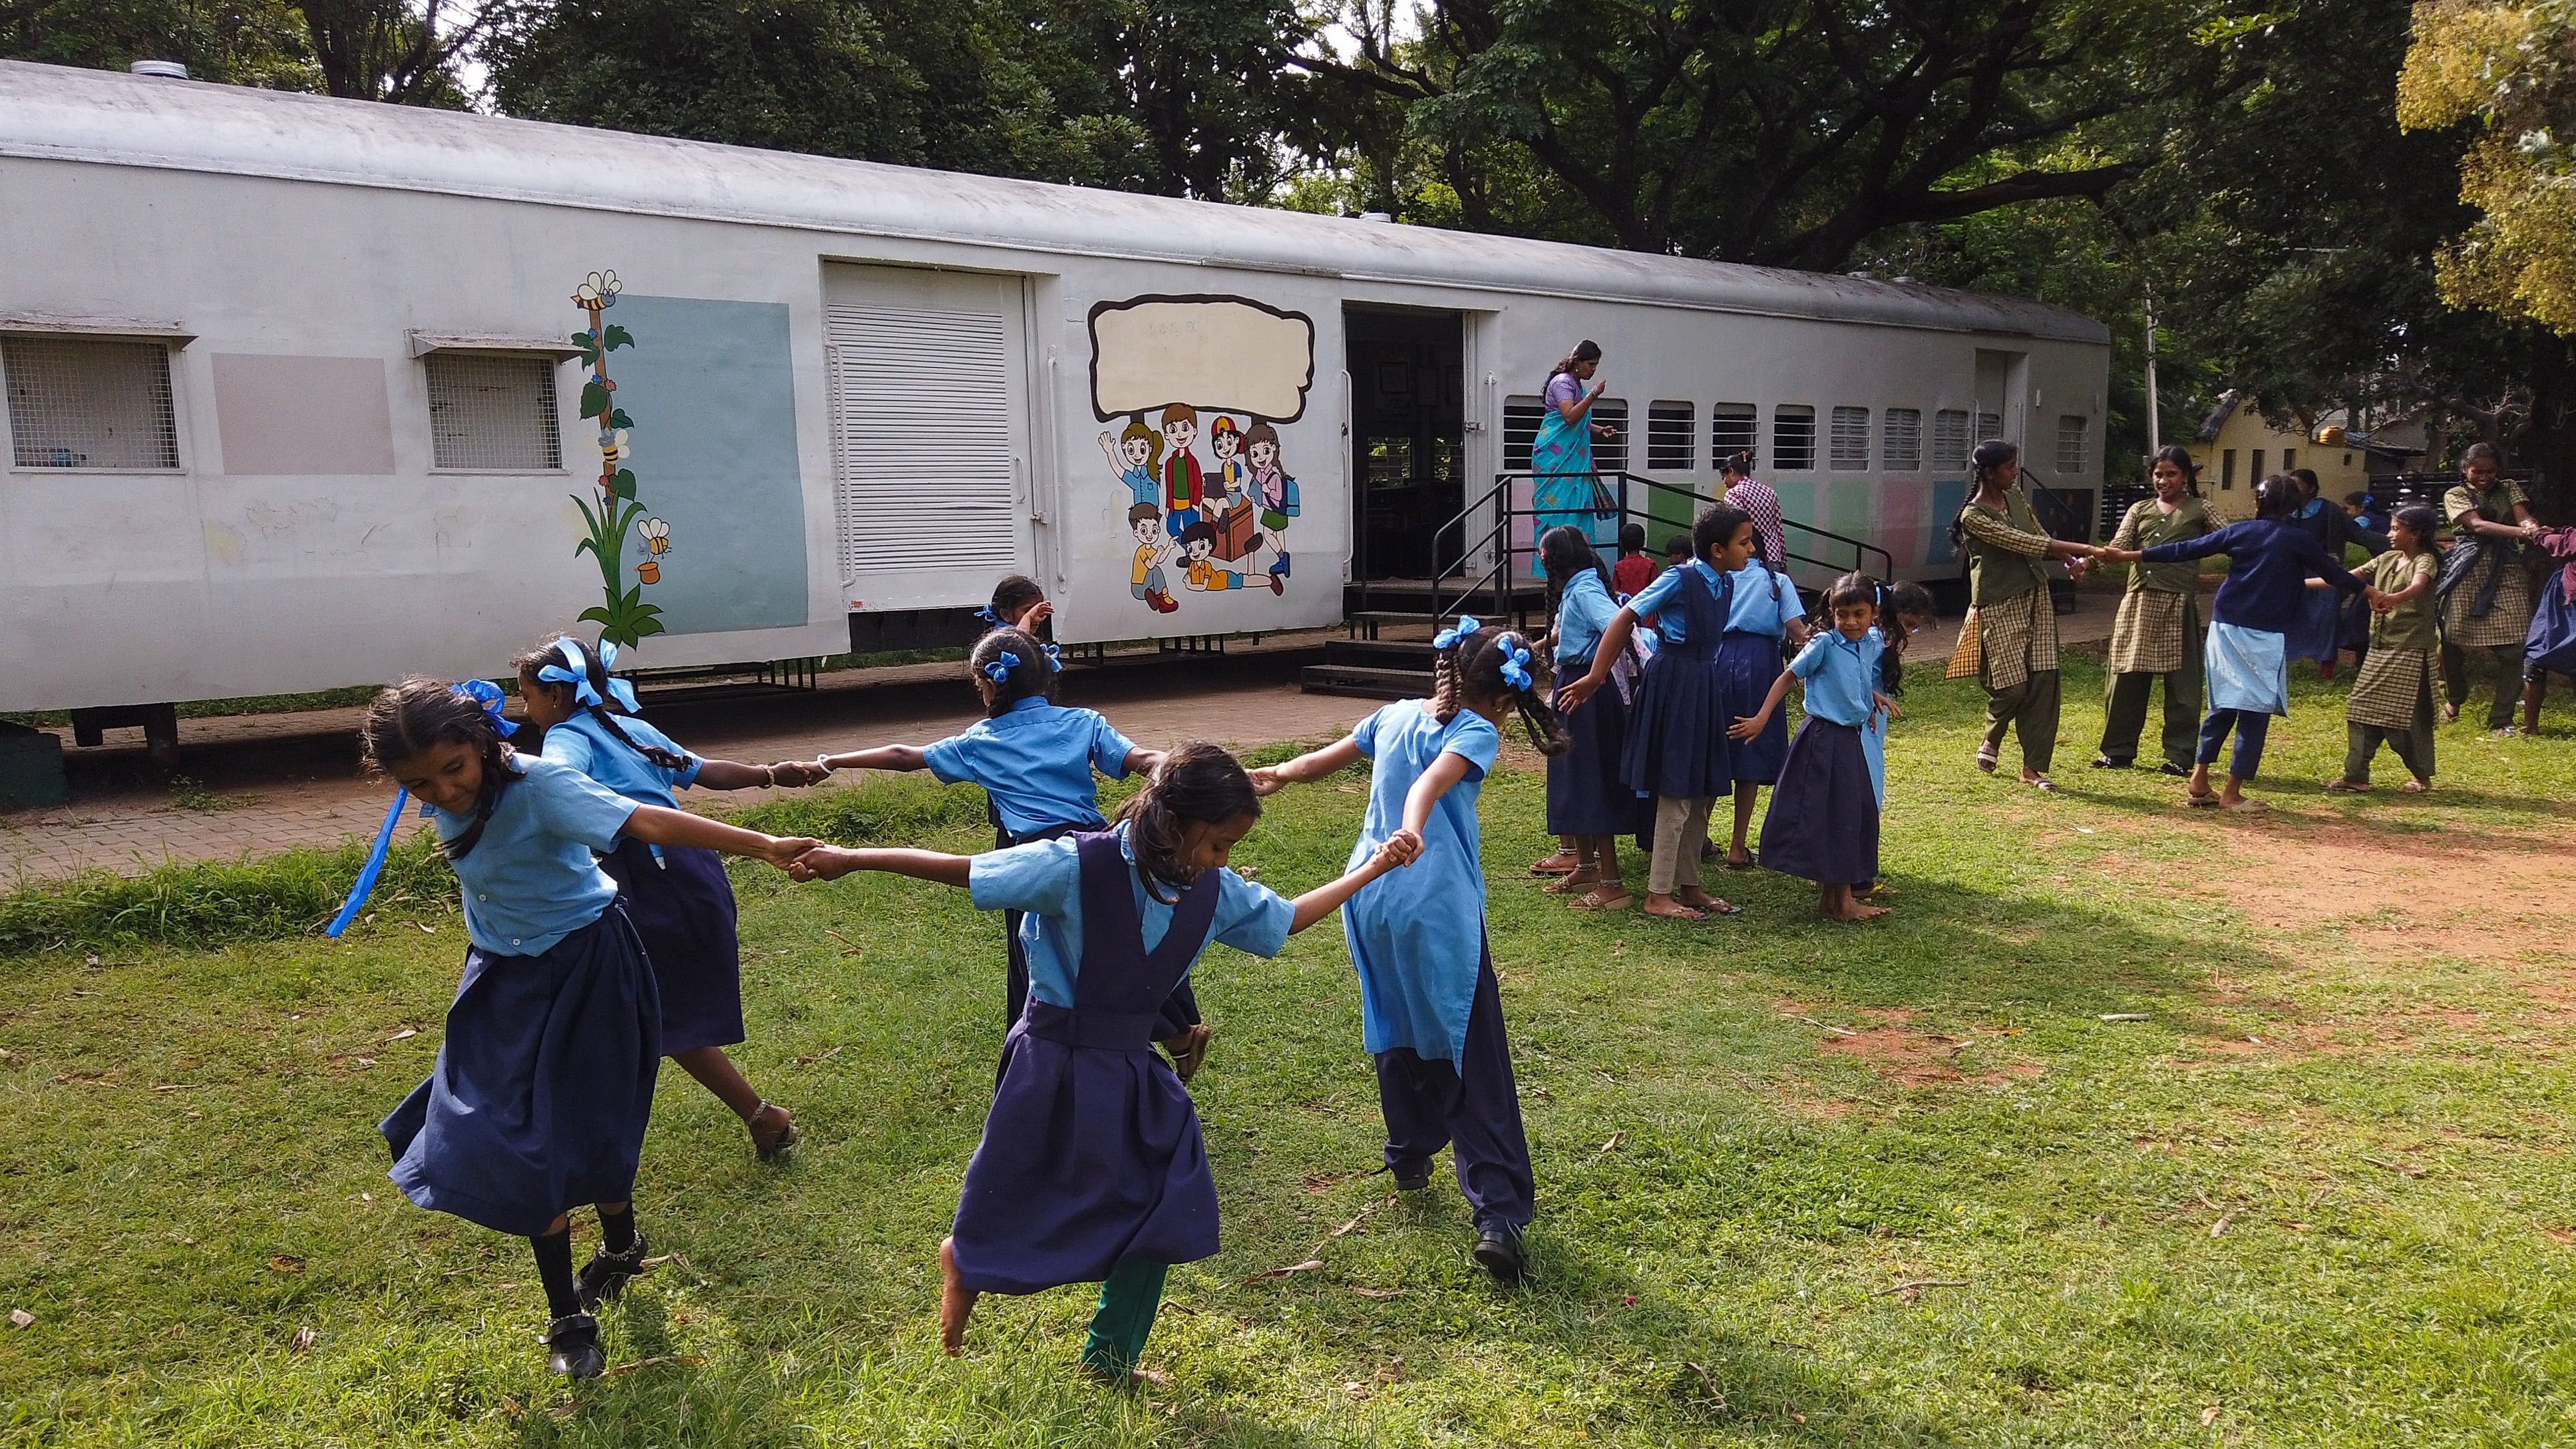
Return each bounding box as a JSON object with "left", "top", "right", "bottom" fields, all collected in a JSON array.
[{"left": 1299, "top": 637, "right": 1437, "bottom": 700}]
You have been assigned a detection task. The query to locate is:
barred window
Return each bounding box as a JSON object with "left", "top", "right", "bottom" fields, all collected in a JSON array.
[
  {"left": 1975, "top": 411, "right": 2004, "bottom": 444},
  {"left": 1771, "top": 405, "right": 1816, "bottom": 471},
  {"left": 1592, "top": 399, "right": 1629, "bottom": 473},
  {"left": 1709, "top": 402, "right": 1756, "bottom": 469},
  {"left": 2056, "top": 414, "right": 2090, "bottom": 475},
  {"left": 1503, "top": 395, "right": 1544, "bottom": 471},
  {"left": 1932, "top": 409, "right": 1970, "bottom": 470},
  {"left": 1883, "top": 407, "right": 1923, "bottom": 469},
  {"left": 1829, "top": 406, "right": 1871, "bottom": 470},
  {"left": 425, "top": 352, "right": 562, "bottom": 471},
  {"left": 3, "top": 336, "right": 180, "bottom": 470},
  {"left": 1646, "top": 401, "right": 1694, "bottom": 471}
]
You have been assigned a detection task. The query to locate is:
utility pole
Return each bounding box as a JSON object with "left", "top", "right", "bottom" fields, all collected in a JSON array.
[{"left": 2143, "top": 286, "right": 2161, "bottom": 455}]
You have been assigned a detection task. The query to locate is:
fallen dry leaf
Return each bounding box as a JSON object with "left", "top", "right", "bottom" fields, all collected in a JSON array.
[
  {"left": 2201, "top": 1404, "right": 2223, "bottom": 1426},
  {"left": 152, "top": 1084, "right": 198, "bottom": 1093},
  {"left": 608, "top": 1354, "right": 707, "bottom": 1378},
  {"left": 1348, "top": 1286, "right": 1405, "bottom": 1299},
  {"left": 291, "top": 1325, "right": 316, "bottom": 1352},
  {"left": 413, "top": 923, "right": 437, "bottom": 934},
  {"left": 268, "top": 1255, "right": 306, "bottom": 1275},
  {"left": 1241, "top": 1259, "right": 1326, "bottom": 1284},
  {"left": 385, "top": 1028, "right": 418, "bottom": 1043},
  {"left": 1598, "top": 1131, "right": 1624, "bottom": 1155},
  {"left": 1342, "top": 1381, "right": 1371, "bottom": 1401},
  {"left": 8, "top": 1309, "right": 32, "bottom": 1330}
]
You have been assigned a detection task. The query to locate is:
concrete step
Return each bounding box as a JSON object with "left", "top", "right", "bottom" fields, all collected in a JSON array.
[{"left": 1298, "top": 662, "right": 1433, "bottom": 701}]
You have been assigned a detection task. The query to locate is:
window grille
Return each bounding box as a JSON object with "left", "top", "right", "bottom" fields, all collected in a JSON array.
[
  {"left": 1883, "top": 407, "right": 1923, "bottom": 469},
  {"left": 2, "top": 336, "right": 180, "bottom": 469},
  {"left": 1592, "top": 400, "right": 1628, "bottom": 473},
  {"left": 1932, "top": 409, "right": 1970, "bottom": 470},
  {"left": 1829, "top": 406, "right": 1870, "bottom": 470},
  {"left": 2222, "top": 449, "right": 2237, "bottom": 489},
  {"left": 1709, "top": 403, "right": 1756, "bottom": 469},
  {"left": 2056, "top": 415, "right": 2089, "bottom": 475},
  {"left": 425, "top": 353, "right": 562, "bottom": 471},
  {"left": 1975, "top": 411, "right": 2004, "bottom": 444},
  {"left": 1646, "top": 401, "right": 1694, "bottom": 471},
  {"left": 1771, "top": 405, "right": 1816, "bottom": 471},
  {"left": 1503, "top": 396, "right": 1543, "bottom": 471}
]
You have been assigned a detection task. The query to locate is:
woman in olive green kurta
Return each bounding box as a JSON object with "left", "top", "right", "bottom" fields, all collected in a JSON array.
[
  {"left": 2094, "top": 447, "right": 2212, "bottom": 774},
  {"left": 1944, "top": 439, "right": 2100, "bottom": 787},
  {"left": 2438, "top": 442, "right": 2542, "bottom": 732},
  {"left": 2332, "top": 503, "right": 2444, "bottom": 791}
]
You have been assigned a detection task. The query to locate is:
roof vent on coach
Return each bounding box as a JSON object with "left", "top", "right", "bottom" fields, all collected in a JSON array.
[
  {"left": 1358, "top": 210, "right": 1393, "bottom": 223},
  {"left": 128, "top": 60, "right": 191, "bottom": 79}
]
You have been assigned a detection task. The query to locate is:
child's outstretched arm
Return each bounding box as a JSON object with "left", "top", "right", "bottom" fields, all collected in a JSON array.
[
  {"left": 1871, "top": 691, "right": 1900, "bottom": 728},
  {"left": 1400, "top": 753, "right": 1474, "bottom": 838},
  {"left": 1121, "top": 747, "right": 1167, "bottom": 777},
  {"left": 1248, "top": 735, "right": 1364, "bottom": 796},
  {"left": 622, "top": 805, "right": 819, "bottom": 869},
  {"left": 785, "top": 845, "right": 973, "bottom": 887},
  {"left": 695, "top": 757, "right": 832, "bottom": 790},
  {"left": 1553, "top": 606, "right": 1640, "bottom": 712},
  {"left": 1728, "top": 670, "right": 1795, "bottom": 741},
  {"left": 1287, "top": 831, "right": 1420, "bottom": 933},
  {"left": 814, "top": 743, "right": 932, "bottom": 773}
]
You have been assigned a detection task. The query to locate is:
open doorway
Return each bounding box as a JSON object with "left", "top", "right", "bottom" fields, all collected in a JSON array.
[{"left": 1347, "top": 306, "right": 1465, "bottom": 580}]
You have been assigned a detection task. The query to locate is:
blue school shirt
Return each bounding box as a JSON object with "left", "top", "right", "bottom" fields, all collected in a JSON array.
[
  {"left": 429, "top": 755, "right": 636, "bottom": 956},
  {"left": 1342, "top": 700, "right": 1501, "bottom": 1063},
  {"left": 924, "top": 696, "right": 1143, "bottom": 837},
  {"left": 1553, "top": 569, "right": 1619, "bottom": 668},
  {"left": 1790, "top": 628, "right": 1883, "bottom": 728},
  {"left": 967, "top": 822, "right": 1293, "bottom": 1007},
  {"left": 1119, "top": 467, "right": 1157, "bottom": 509},
  {"left": 1724, "top": 562, "right": 1805, "bottom": 637},
  {"left": 1623, "top": 559, "right": 1725, "bottom": 643},
  {"left": 540, "top": 711, "right": 701, "bottom": 809}
]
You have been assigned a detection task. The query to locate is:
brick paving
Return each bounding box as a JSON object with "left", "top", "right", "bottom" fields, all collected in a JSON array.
[{"left": 0, "top": 592, "right": 2120, "bottom": 887}]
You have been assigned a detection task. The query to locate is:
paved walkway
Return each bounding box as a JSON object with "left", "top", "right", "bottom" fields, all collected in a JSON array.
[{"left": 0, "top": 590, "right": 2122, "bottom": 886}]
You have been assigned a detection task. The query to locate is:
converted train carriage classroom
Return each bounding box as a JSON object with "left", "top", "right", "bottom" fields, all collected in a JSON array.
[{"left": 0, "top": 60, "right": 2110, "bottom": 720}]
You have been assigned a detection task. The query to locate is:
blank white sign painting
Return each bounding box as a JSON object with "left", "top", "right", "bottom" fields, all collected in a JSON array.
[{"left": 1088, "top": 296, "right": 1315, "bottom": 423}]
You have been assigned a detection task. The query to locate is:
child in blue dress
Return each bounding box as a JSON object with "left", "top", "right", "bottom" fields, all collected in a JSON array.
[
  {"left": 808, "top": 630, "right": 1213, "bottom": 1075},
  {"left": 1531, "top": 526, "right": 1645, "bottom": 910},
  {"left": 1716, "top": 536, "right": 1809, "bottom": 871},
  {"left": 1732, "top": 574, "right": 1899, "bottom": 922},
  {"left": 1254, "top": 621, "right": 1566, "bottom": 1283},
  {"left": 515, "top": 634, "right": 829, "bottom": 1159},
  {"left": 1556, "top": 503, "right": 1753, "bottom": 921},
  {"left": 785, "top": 745, "right": 1413, "bottom": 1381},
  {"left": 359, "top": 678, "right": 815, "bottom": 1378}
]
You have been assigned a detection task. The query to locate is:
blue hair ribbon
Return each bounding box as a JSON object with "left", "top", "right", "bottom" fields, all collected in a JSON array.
[
  {"left": 593, "top": 640, "right": 642, "bottom": 712},
  {"left": 974, "top": 605, "right": 1002, "bottom": 627},
  {"left": 1433, "top": 614, "right": 1483, "bottom": 650},
  {"left": 453, "top": 677, "right": 517, "bottom": 737},
  {"left": 325, "top": 785, "right": 412, "bottom": 938},
  {"left": 1499, "top": 640, "right": 1533, "bottom": 692},
  {"left": 983, "top": 650, "right": 1019, "bottom": 682},
  {"left": 535, "top": 636, "right": 602, "bottom": 709},
  {"left": 1043, "top": 642, "right": 1062, "bottom": 666}
]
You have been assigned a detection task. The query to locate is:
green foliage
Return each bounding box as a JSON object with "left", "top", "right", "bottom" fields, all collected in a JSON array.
[
  {"left": 0, "top": 832, "right": 453, "bottom": 956},
  {"left": 0, "top": 0, "right": 321, "bottom": 89}
]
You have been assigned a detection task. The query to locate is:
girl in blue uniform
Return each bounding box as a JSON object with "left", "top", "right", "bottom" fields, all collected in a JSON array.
[
  {"left": 359, "top": 678, "right": 815, "bottom": 1378},
  {"left": 807, "top": 630, "right": 1212, "bottom": 1075},
  {"left": 1732, "top": 574, "right": 1899, "bottom": 922},
  {"left": 785, "top": 745, "right": 1413, "bottom": 1381},
  {"left": 1533, "top": 526, "right": 1644, "bottom": 910},
  {"left": 515, "top": 634, "right": 828, "bottom": 1159},
  {"left": 1254, "top": 621, "right": 1566, "bottom": 1283},
  {"left": 1716, "top": 534, "right": 1809, "bottom": 871},
  {"left": 1556, "top": 503, "right": 1753, "bottom": 921}
]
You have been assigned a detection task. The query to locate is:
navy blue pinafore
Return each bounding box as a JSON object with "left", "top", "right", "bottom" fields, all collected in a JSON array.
[
  {"left": 1621, "top": 565, "right": 1738, "bottom": 799},
  {"left": 950, "top": 833, "right": 1224, "bottom": 1295}
]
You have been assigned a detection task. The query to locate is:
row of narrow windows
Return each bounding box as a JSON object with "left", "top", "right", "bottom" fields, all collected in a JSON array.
[{"left": 1503, "top": 399, "right": 2090, "bottom": 477}]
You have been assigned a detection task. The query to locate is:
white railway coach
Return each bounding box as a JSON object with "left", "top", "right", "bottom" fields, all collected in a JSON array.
[{"left": 0, "top": 60, "right": 2110, "bottom": 721}]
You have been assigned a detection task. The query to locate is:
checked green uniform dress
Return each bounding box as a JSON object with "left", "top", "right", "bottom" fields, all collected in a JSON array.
[{"left": 2098, "top": 496, "right": 2211, "bottom": 770}]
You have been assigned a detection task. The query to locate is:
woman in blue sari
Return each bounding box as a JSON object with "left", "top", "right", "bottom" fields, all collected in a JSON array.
[{"left": 1531, "top": 340, "right": 1620, "bottom": 565}]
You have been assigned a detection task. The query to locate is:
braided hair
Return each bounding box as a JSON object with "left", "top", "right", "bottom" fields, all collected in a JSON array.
[
  {"left": 1114, "top": 741, "right": 1261, "bottom": 903},
  {"left": 361, "top": 676, "right": 517, "bottom": 861},
  {"left": 970, "top": 628, "right": 1056, "bottom": 718},
  {"left": 511, "top": 636, "right": 688, "bottom": 772},
  {"left": 1431, "top": 623, "right": 1569, "bottom": 756},
  {"left": 1950, "top": 437, "right": 2022, "bottom": 552}
]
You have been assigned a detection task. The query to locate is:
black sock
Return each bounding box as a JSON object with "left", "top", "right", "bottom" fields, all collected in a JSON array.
[
  {"left": 530, "top": 1229, "right": 581, "bottom": 1319},
  {"left": 600, "top": 1205, "right": 638, "bottom": 1256}
]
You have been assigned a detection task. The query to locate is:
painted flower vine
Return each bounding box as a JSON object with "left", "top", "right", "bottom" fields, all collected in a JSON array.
[{"left": 570, "top": 269, "right": 665, "bottom": 646}]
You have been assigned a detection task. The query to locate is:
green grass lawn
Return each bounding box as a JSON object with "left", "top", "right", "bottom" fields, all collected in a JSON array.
[{"left": 5, "top": 660, "right": 2575, "bottom": 1446}]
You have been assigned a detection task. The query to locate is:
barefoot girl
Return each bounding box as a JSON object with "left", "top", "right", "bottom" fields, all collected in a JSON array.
[
  {"left": 1555, "top": 503, "right": 1751, "bottom": 920},
  {"left": 1254, "top": 622, "right": 1564, "bottom": 1282},
  {"left": 1946, "top": 439, "right": 2098, "bottom": 790},
  {"left": 1716, "top": 527, "right": 1809, "bottom": 872},
  {"left": 1531, "top": 526, "right": 1644, "bottom": 909},
  {"left": 360, "top": 678, "right": 814, "bottom": 1378},
  {"left": 1732, "top": 574, "right": 1898, "bottom": 921},
  {"left": 2328, "top": 505, "right": 2442, "bottom": 794},
  {"left": 785, "top": 745, "right": 1413, "bottom": 1380},
  {"left": 807, "top": 630, "right": 1214, "bottom": 1076},
  {"left": 516, "top": 635, "right": 827, "bottom": 1159}
]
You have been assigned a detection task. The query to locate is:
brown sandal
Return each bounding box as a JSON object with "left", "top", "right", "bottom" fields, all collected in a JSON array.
[
  {"left": 748, "top": 1101, "right": 797, "bottom": 1159},
  {"left": 1541, "top": 871, "right": 1599, "bottom": 895},
  {"left": 1161, "top": 1024, "right": 1214, "bottom": 1084},
  {"left": 1569, "top": 888, "right": 1633, "bottom": 912},
  {"left": 1529, "top": 854, "right": 1583, "bottom": 877}
]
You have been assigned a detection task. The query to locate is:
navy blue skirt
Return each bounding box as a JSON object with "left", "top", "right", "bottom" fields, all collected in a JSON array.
[
  {"left": 600, "top": 838, "right": 743, "bottom": 1055},
  {"left": 1547, "top": 678, "right": 1648, "bottom": 836},
  {"left": 383, "top": 909, "right": 661, "bottom": 1237},
  {"left": 2285, "top": 587, "right": 2343, "bottom": 664},
  {"left": 1621, "top": 648, "right": 1735, "bottom": 799},
  {"left": 2529, "top": 579, "right": 2576, "bottom": 676},
  {"left": 950, "top": 1007, "right": 1218, "bottom": 1295},
  {"left": 1716, "top": 631, "right": 1789, "bottom": 783},
  {"left": 1757, "top": 718, "right": 1880, "bottom": 887}
]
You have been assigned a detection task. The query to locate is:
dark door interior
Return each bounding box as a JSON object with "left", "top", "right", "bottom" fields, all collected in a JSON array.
[{"left": 1347, "top": 307, "right": 1465, "bottom": 580}]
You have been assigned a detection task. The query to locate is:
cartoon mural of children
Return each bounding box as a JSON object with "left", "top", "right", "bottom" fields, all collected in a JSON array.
[
  {"left": 1098, "top": 422, "right": 1161, "bottom": 510},
  {"left": 1129, "top": 503, "right": 1179, "bottom": 613},
  {"left": 1181, "top": 520, "right": 1284, "bottom": 597},
  {"left": 1207, "top": 415, "right": 1246, "bottom": 513},
  {"left": 1160, "top": 404, "right": 1205, "bottom": 539},
  {"left": 1246, "top": 420, "right": 1300, "bottom": 583}
]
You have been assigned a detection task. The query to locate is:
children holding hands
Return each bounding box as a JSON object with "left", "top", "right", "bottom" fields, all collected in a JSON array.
[{"left": 1730, "top": 574, "right": 1900, "bottom": 922}]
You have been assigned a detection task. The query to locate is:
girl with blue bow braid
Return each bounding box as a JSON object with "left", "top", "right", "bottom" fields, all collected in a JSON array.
[
  {"left": 806, "top": 630, "right": 1222, "bottom": 1079},
  {"left": 356, "top": 677, "right": 819, "bottom": 1380},
  {"left": 1251, "top": 620, "right": 1566, "bottom": 1284},
  {"left": 515, "top": 634, "right": 832, "bottom": 1163}
]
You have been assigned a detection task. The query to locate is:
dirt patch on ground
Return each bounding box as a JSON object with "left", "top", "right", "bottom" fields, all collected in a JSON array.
[
  {"left": 2163, "top": 814, "right": 2573, "bottom": 962},
  {"left": 1777, "top": 1000, "right": 2042, "bottom": 1089}
]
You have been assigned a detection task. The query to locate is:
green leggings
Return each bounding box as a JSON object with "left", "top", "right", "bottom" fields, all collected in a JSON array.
[{"left": 1080, "top": 1258, "right": 1169, "bottom": 1376}]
